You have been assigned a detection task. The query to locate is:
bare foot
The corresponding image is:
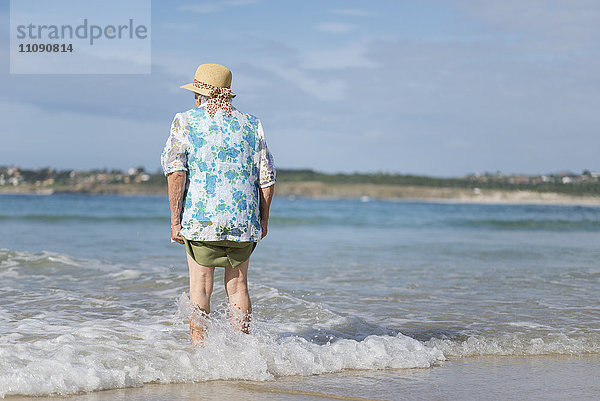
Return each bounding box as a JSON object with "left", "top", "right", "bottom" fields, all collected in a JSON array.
[
  {"left": 189, "top": 307, "right": 209, "bottom": 346},
  {"left": 229, "top": 304, "right": 251, "bottom": 334},
  {"left": 190, "top": 319, "right": 206, "bottom": 346}
]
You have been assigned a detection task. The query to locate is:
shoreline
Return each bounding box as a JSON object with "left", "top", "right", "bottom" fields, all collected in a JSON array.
[
  {"left": 1, "top": 181, "right": 599, "bottom": 206},
  {"left": 5, "top": 354, "right": 600, "bottom": 401}
]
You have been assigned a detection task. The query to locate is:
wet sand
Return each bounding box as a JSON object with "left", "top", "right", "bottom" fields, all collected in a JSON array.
[{"left": 6, "top": 355, "right": 599, "bottom": 401}]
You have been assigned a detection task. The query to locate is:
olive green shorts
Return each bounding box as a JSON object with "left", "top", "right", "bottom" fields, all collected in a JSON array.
[{"left": 180, "top": 234, "right": 257, "bottom": 268}]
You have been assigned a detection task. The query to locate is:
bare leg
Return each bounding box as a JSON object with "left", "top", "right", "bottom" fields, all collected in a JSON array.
[
  {"left": 186, "top": 253, "right": 215, "bottom": 345},
  {"left": 224, "top": 258, "right": 252, "bottom": 333}
]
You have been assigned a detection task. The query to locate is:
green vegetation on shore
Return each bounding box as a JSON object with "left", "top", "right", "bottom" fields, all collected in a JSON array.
[
  {"left": 1, "top": 166, "right": 599, "bottom": 197},
  {"left": 276, "top": 169, "right": 600, "bottom": 196}
]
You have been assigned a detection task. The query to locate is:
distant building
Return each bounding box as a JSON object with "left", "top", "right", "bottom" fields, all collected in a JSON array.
[{"left": 7, "top": 167, "right": 19, "bottom": 176}]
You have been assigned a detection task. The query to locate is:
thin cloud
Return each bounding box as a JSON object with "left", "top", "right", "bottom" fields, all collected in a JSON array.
[
  {"left": 160, "top": 21, "right": 199, "bottom": 33},
  {"left": 259, "top": 64, "right": 346, "bottom": 101},
  {"left": 178, "top": 0, "right": 260, "bottom": 14},
  {"left": 331, "top": 8, "right": 374, "bottom": 17},
  {"left": 178, "top": 4, "right": 221, "bottom": 14},
  {"left": 315, "top": 22, "right": 356, "bottom": 34},
  {"left": 301, "top": 42, "right": 377, "bottom": 70},
  {"left": 224, "top": 0, "right": 260, "bottom": 5},
  {"left": 451, "top": 0, "right": 600, "bottom": 43}
]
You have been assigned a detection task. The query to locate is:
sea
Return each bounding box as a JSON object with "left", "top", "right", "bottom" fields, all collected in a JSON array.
[{"left": 0, "top": 194, "right": 599, "bottom": 400}]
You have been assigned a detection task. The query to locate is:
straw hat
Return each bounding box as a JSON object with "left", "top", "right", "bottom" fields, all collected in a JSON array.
[{"left": 180, "top": 63, "right": 236, "bottom": 98}]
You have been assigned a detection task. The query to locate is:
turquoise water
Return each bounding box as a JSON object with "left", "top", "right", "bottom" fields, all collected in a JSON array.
[{"left": 0, "top": 194, "right": 599, "bottom": 397}]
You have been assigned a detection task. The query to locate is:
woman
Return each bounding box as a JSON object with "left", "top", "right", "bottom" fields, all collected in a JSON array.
[{"left": 160, "top": 63, "right": 276, "bottom": 345}]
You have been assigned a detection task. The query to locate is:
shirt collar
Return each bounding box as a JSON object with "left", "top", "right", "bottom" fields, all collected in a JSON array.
[{"left": 196, "top": 101, "right": 236, "bottom": 112}]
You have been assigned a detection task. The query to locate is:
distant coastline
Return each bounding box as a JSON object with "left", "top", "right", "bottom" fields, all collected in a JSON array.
[
  {"left": 1, "top": 181, "right": 599, "bottom": 206},
  {"left": 1, "top": 166, "right": 599, "bottom": 206},
  {"left": 273, "top": 181, "right": 600, "bottom": 206}
]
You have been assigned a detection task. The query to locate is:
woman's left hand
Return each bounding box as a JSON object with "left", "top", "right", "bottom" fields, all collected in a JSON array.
[{"left": 260, "top": 218, "right": 268, "bottom": 239}]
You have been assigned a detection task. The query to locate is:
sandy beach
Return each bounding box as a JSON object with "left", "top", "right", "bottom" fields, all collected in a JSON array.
[{"left": 6, "top": 355, "right": 599, "bottom": 401}]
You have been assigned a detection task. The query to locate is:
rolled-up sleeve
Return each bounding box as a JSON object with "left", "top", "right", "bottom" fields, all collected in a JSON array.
[
  {"left": 257, "top": 120, "right": 276, "bottom": 188},
  {"left": 161, "top": 113, "right": 189, "bottom": 176}
]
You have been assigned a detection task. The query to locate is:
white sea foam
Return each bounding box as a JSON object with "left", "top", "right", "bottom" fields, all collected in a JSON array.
[
  {"left": 507, "top": 321, "right": 548, "bottom": 329},
  {"left": 426, "top": 333, "right": 600, "bottom": 357},
  {"left": 0, "top": 249, "right": 82, "bottom": 268},
  {"left": 108, "top": 269, "right": 143, "bottom": 280},
  {"left": 0, "top": 293, "right": 444, "bottom": 398}
]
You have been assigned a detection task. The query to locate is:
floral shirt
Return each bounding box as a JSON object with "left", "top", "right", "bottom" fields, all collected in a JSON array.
[{"left": 161, "top": 103, "right": 276, "bottom": 242}]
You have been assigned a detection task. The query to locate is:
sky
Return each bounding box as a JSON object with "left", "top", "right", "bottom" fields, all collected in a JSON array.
[{"left": 1, "top": 0, "right": 599, "bottom": 177}]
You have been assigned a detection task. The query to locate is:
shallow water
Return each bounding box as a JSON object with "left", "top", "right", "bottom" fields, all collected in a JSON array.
[{"left": 0, "top": 194, "right": 599, "bottom": 397}]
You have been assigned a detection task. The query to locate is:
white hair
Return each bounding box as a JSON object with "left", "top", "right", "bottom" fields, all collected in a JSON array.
[{"left": 194, "top": 92, "right": 211, "bottom": 105}]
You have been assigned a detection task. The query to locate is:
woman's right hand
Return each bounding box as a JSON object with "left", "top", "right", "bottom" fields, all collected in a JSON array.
[{"left": 171, "top": 223, "right": 185, "bottom": 244}]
